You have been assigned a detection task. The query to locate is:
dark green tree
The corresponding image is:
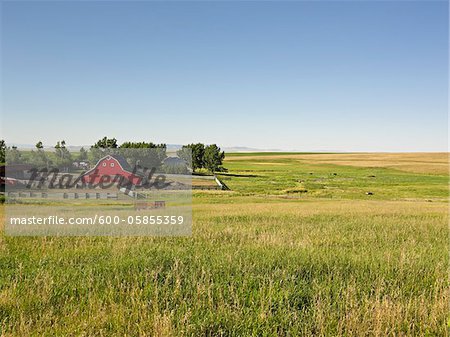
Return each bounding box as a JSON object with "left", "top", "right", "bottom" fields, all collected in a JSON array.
[
  {"left": 90, "top": 137, "right": 119, "bottom": 163},
  {"left": 92, "top": 137, "right": 118, "bottom": 149},
  {"left": 78, "top": 147, "right": 88, "bottom": 161},
  {"left": 54, "top": 140, "right": 72, "bottom": 170},
  {"left": 203, "top": 144, "right": 225, "bottom": 173},
  {"left": 31, "top": 141, "right": 50, "bottom": 169},
  {"left": 5, "top": 146, "right": 22, "bottom": 164},
  {"left": 177, "top": 143, "right": 204, "bottom": 171},
  {"left": 120, "top": 142, "right": 167, "bottom": 170}
]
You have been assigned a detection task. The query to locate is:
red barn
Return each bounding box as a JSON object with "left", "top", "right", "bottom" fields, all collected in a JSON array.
[{"left": 81, "top": 155, "right": 143, "bottom": 186}]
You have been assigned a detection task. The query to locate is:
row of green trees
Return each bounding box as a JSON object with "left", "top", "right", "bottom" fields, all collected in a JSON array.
[
  {"left": 0, "top": 138, "right": 226, "bottom": 173},
  {"left": 90, "top": 137, "right": 167, "bottom": 170},
  {"left": 177, "top": 143, "right": 226, "bottom": 173},
  {"left": 2, "top": 140, "right": 75, "bottom": 171},
  {"left": 92, "top": 138, "right": 226, "bottom": 173},
  {"left": 1, "top": 137, "right": 167, "bottom": 171}
]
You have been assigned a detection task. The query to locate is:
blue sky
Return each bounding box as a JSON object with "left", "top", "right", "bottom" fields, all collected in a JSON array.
[{"left": 1, "top": 1, "right": 448, "bottom": 151}]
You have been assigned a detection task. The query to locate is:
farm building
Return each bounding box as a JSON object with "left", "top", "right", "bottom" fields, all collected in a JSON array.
[
  {"left": 73, "top": 161, "right": 90, "bottom": 170},
  {"left": 80, "top": 155, "right": 143, "bottom": 186}
]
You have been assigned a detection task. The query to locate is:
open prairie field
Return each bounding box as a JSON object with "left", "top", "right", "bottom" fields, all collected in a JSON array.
[
  {"left": 1, "top": 153, "right": 448, "bottom": 336},
  {"left": 226, "top": 152, "right": 449, "bottom": 175}
]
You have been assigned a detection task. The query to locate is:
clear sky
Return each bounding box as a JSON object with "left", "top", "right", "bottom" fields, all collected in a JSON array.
[{"left": 1, "top": 1, "right": 448, "bottom": 151}]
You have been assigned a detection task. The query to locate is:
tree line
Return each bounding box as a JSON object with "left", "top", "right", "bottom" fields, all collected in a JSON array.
[
  {"left": 0, "top": 138, "right": 226, "bottom": 173},
  {"left": 177, "top": 143, "right": 226, "bottom": 173}
]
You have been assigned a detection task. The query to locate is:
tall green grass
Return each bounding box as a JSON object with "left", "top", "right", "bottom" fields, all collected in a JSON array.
[{"left": 0, "top": 154, "right": 448, "bottom": 336}]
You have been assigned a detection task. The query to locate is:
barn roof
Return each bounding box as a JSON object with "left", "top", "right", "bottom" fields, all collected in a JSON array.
[
  {"left": 109, "top": 155, "right": 132, "bottom": 171},
  {"left": 81, "top": 154, "right": 134, "bottom": 178}
]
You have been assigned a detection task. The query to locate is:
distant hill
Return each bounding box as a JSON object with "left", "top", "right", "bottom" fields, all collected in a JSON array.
[{"left": 222, "top": 146, "right": 281, "bottom": 153}]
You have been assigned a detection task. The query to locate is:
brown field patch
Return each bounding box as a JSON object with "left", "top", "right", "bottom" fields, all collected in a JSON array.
[{"left": 226, "top": 153, "right": 449, "bottom": 175}]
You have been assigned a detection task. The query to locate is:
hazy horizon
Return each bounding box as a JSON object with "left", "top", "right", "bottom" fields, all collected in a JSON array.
[{"left": 4, "top": 142, "right": 448, "bottom": 154}]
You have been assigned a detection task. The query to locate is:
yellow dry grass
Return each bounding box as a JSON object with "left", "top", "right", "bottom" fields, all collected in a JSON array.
[{"left": 227, "top": 152, "right": 449, "bottom": 175}]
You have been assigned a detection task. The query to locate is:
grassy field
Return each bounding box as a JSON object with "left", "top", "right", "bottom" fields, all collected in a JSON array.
[{"left": 0, "top": 153, "right": 448, "bottom": 336}]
